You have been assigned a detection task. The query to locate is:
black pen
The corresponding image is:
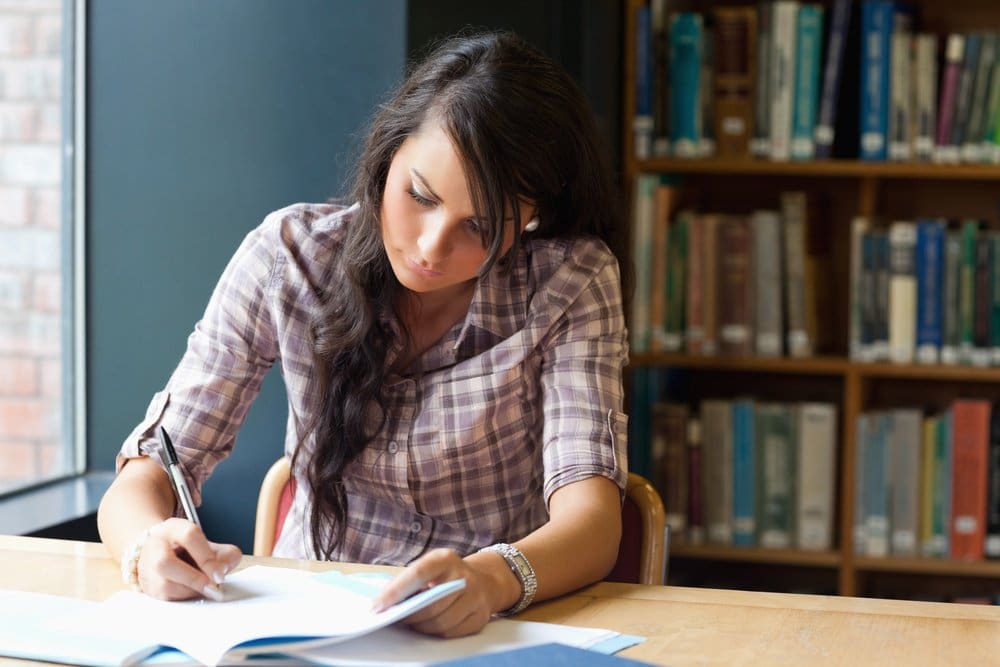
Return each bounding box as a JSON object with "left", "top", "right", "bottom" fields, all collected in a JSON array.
[{"left": 158, "top": 426, "right": 201, "bottom": 528}]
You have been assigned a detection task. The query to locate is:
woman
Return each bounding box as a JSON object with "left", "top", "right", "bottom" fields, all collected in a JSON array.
[{"left": 98, "top": 31, "right": 630, "bottom": 638}]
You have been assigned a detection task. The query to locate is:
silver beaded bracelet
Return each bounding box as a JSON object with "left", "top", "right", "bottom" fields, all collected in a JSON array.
[
  {"left": 120, "top": 527, "right": 152, "bottom": 591},
  {"left": 478, "top": 542, "right": 538, "bottom": 616}
]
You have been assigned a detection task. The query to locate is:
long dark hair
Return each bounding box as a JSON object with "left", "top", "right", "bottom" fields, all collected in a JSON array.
[{"left": 298, "top": 31, "right": 628, "bottom": 559}]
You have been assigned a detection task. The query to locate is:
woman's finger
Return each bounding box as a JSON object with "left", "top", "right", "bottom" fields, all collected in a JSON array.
[{"left": 371, "top": 548, "right": 460, "bottom": 611}]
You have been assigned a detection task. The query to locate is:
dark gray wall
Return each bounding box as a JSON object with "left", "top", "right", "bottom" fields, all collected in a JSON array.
[{"left": 87, "top": 0, "right": 407, "bottom": 551}]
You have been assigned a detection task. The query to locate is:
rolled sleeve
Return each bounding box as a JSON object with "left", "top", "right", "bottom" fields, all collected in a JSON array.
[{"left": 540, "top": 245, "right": 629, "bottom": 504}]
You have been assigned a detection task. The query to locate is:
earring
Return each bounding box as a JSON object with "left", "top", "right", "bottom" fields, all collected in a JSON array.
[{"left": 524, "top": 217, "right": 540, "bottom": 232}]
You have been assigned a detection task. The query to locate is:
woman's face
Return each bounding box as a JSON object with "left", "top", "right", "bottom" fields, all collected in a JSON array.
[{"left": 380, "top": 120, "right": 533, "bottom": 302}]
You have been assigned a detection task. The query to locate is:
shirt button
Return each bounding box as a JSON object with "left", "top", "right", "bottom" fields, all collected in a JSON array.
[
  {"left": 410, "top": 520, "right": 422, "bottom": 534},
  {"left": 387, "top": 441, "right": 399, "bottom": 454}
]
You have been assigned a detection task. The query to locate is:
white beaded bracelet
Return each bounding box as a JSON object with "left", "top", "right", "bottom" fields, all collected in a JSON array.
[
  {"left": 120, "top": 527, "right": 153, "bottom": 591},
  {"left": 478, "top": 542, "right": 538, "bottom": 616}
]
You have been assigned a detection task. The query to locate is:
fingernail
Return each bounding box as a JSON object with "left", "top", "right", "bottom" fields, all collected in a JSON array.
[
  {"left": 202, "top": 585, "right": 224, "bottom": 602},
  {"left": 213, "top": 570, "right": 225, "bottom": 585},
  {"left": 370, "top": 600, "right": 386, "bottom": 613}
]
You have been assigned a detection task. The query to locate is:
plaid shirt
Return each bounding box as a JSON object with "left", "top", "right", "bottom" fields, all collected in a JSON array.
[{"left": 118, "top": 202, "right": 628, "bottom": 563}]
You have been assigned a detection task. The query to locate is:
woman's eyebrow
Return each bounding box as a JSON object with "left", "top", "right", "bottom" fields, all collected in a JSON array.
[{"left": 409, "top": 168, "right": 442, "bottom": 201}]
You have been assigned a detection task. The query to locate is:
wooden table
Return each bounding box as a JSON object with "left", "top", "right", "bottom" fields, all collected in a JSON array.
[{"left": 2, "top": 535, "right": 999, "bottom": 665}]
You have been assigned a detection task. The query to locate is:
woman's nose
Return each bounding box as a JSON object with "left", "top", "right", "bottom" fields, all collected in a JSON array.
[{"left": 417, "top": 215, "right": 451, "bottom": 262}]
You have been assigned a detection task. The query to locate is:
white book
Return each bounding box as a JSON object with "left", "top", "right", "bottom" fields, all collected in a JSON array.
[
  {"left": 768, "top": 2, "right": 799, "bottom": 161},
  {"left": 888, "top": 221, "right": 917, "bottom": 364},
  {"left": 796, "top": 403, "right": 838, "bottom": 551},
  {"left": 752, "top": 210, "right": 784, "bottom": 357}
]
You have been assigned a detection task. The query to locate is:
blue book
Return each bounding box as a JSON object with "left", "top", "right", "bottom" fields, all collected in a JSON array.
[
  {"left": 668, "top": 12, "right": 703, "bottom": 158},
  {"left": 731, "top": 399, "right": 757, "bottom": 546},
  {"left": 633, "top": 4, "right": 654, "bottom": 159},
  {"left": 915, "top": 219, "right": 946, "bottom": 364},
  {"left": 431, "top": 643, "right": 656, "bottom": 666},
  {"left": 859, "top": 1, "right": 894, "bottom": 161},
  {"left": 814, "top": 0, "right": 855, "bottom": 158},
  {"left": 791, "top": 4, "right": 825, "bottom": 160},
  {"left": 864, "top": 412, "right": 891, "bottom": 556}
]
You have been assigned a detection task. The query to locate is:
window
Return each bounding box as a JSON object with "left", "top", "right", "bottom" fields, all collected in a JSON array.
[{"left": 0, "top": 0, "right": 83, "bottom": 494}]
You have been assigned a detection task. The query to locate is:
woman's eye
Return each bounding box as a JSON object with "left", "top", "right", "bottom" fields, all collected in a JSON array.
[
  {"left": 464, "top": 219, "right": 482, "bottom": 236},
  {"left": 407, "top": 188, "right": 434, "bottom": 207}
]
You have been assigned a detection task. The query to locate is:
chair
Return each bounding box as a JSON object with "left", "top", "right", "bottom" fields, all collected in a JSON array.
[{"left": 254, "top": 458, "right": 668, "bottom": 586}]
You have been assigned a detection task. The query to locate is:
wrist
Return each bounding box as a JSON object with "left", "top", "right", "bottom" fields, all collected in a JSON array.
[
  {"left": 120, "top": 527, "right": 153, "bottom": 591},
  {"left": 477, "top": 543, "right": 538, "bottom": 616}
]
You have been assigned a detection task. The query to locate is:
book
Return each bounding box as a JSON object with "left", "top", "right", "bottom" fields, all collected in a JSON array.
[
  {"left": 653, "top": 402, "right": 690, "bottom": 541},
  {"left": 687, "top": 418, "right": 705, "bottom": 544},
  {"left": 768, "top": 1, "right": 799, "bottom": 161},
  {"left": 28, "top": 566, "right": 466, "bottom": 666},
  {"left": 629, "top": 175, "right": 657, "bottom": 354},
  {"left": 889, "top": 409, "right": 922, "bottom": 556},
  {"left": 731, "top": 398, "right": 758, "bottom": 546},
  {"left": 790, "top": 4, "right": 824, "bottom": 160},
  {"left": 854, "top": 413, "right": 871, "bottom": 554},
  {"left": 702, "top": 399, "right": 734, "bottom": 545},
  {"left": 963, "top": 33, "right": 998, "bottom": 163},
  {"left": 429, "top": 642, "right": 654, "bottom": 667},
  {"left": 959, "top": 220, "right": 981, "bottom": 363},
  {"left": 992, "top": 232, "right": 1000, "bottom": 364},
  {"left": 650, "top": 0, "right": 672, "bottom": 158},
  {"left": 888, "top": 220, "right": 917, "bottom": 364},
  {"left": 972, "top": 233, "right": 994, "bottom": 366},
  {"left": 887, "top": 7, "right": 913, "bottom": 161},
  {"left": 712, "top": 6, "right": 758, "bottom": 157},
  {"left": 686, "top": 213, "right": 706, "bottom": 355},
  {"left": 814, "top": 0, "right": 855, "bottom": 159},
  {"left": 859, "top": 0, "right": 894, "bottom": 161},
  {"left": 649, "top": 183, "right": 679, "bottom": 351},
  {"left": 756, "top": 402, "right": 797, "bottom": 548},
  {"left": 717, "top": 215, "right": 754, "bottom": 356},
  {"left": 950, "top": 400, "right": 991, "bottom": 560},
  {"left": 950, "top": 33, "right": 982, "bottom": 162},
  {"left": 941, "top": 229, "right": 963, "bottom": 364},
  {"left": 986, "top": 408, "right": 1000, "bottom": 558},
  {"left": 664, "top": 209, "right": 689, "bottom": 352},
  {"left": 873, "top": 230, "right": 891, "bottom": 361},
  {"left": 796, "top": 403, "right": 837, "bottom": 551},
  {"left": 633, "top": 3, "right": 654, "bottom": 159},
  {"left": 669, "top": 13, "right": 704, "bottom": 158},
  {"left": 850, "top": 216, "right": 872, "bottom": 360},
  {"left": 915, "top": 219, "right": 945, "bottom": 364},
  {"left": 864, "top": 412, "right": 891, "bottom": 556},
  {"left": 935, "top": 34, "right": 966, "bottom": 163},
  {"left": 919, "top": 416, "right": 937, "bottom": 556},
  {"left": 752, "top": 209, "right": 784, "bottom": 357},
  {"left": 782, "top": 191, "right": 811, "bottom": 356},
  {"left": 700, "top": 26, "right": 716, "bottom": 158},
  {"left": 912, "top": 34, "right": 939, "bottom": 161},
  {"left": 751, "top": 1, "right": 773, "bottom": 158},
  {"left": 859, "top": 227, "right": 880, "bottom": 360}
]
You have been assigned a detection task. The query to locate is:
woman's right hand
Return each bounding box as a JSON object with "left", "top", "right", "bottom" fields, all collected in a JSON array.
[{"left": 134, "top": 518, "right": 242, "bottom": 601}]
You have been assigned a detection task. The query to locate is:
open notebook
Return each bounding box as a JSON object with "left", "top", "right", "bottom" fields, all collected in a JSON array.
[{"left": 0, "top": 566, "right": 642, "bottom": 666}]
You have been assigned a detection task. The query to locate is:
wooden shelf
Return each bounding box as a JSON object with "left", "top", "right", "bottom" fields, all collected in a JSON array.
[
  {"left": 629, "top": 353, "right": 1000, "bottom": 382},
  {"left": 671, "top": 543, "right": 840, "bottom": 568},
  {"left": 855, "top": 556, "right": 1000, "bottom": 578},
  {"left": 634, "top": 157, "right": 1000, "bottom": 181}
]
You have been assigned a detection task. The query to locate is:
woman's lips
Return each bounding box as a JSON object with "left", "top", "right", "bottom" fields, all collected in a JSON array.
[{"left": 407, "top": 256, "right": 443, "bottom": 277}]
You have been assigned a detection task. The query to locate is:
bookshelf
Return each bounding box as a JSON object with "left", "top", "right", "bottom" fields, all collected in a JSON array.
[{"left": 624, "top": 0, "right": 1000, "bottom": 601}]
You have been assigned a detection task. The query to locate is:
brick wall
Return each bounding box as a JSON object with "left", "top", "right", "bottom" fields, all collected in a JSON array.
[{"left": 0, "top": 0, "right": 65, "bottom": 492}]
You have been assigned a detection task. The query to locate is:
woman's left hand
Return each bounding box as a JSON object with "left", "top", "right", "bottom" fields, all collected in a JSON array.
[{"left": 370, "top": 548, "right": 504, "bottom": 638}]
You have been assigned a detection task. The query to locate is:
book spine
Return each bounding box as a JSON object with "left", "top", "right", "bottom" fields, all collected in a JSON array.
[
  {"left": 950, "top": 399, "right": 991, "bottom": 561},
  {"left": 700, "top": 26, "right": 716, "bottom": 158},
  {"left": 717, "top": 216, "right": 754, "bottom": 357},
  {"left": 633, "top": 4, "right": 654, "bottom": 159},
  {"left": 629, "top": 174, "right": 657, "bottom": 354},
  {"left": 992, "top": 232, "right": 1000, "bottom": 364},
  {"left": 712, "top": 7, "right": 758, "bottom": 158},
  {"left": 865, "top": 412, "right": 891, "bottom": 556},
  {"left": 941, "top": 230, "right": 963, "bottom": 364},
  {"left": 963, "top": 33, "right": 997, "bottom": 163},
  {"left": 685, "top": 213, "right": 705, "bottom": 355},
  {"left": 814, "top": 0, "right": 853, "bottom": 158},
  {"left": 913, "top": 34, "right": 939, "bottom": 161},
  {"left": 669, "top": 13, "right": 704, "bottom": 158},
  {"left": 927, "top": 413, "right": 952, "bottom": 557},
  {"left": 702, "top": 399, "right": 733, "bottom": 545},
  {"left": 701, "top": 214, "right": 720, "bottom": 356},
  {"left": 651, "top": 0, "right": 672, "bottom": 157},
  {"left": 934, "top": 34, "right": 965, "bottom": 163},
  {"left": 757, "top": 403, "right": 796, "bottom": 548},
  {"left": 919, "top": 416, "right": 937, "bottom": 556},
  {"left": 860, "top": 228, "right": 879, "bottom": 361},
  {"left": 627, "top": 367, "right": 652, "bottom": 480},
  {"left": 851, "top": 217, "right": 872, "bottom": 360},
  {"left": 751, "top": 1, "right": 773, "bottom": 158},
  {"left": 960, "top": 220, "right": 979, "bottom": 363},
  {"left": 915, "top": 219, "right": 945, "bottom": 364},
  {"left": 859, "top": 0, "right": 893, "bottom": 161},
  {"left": 889, "top": 409, "right": 922, "bottom": 556},
  {"left": 791, "top": 4, "right": 824, "bottom": 160},
  {"left": 648, "top": 183, "right": 675, "bottom": 351},
  {"left": 950, "top": 33, "right": 982, "bottom": 161},
  {"left": 768, "top": 1, "right": 799, "bottom": 161},
  {"left": 973, "top": 234, "right": 994, "bottom": 366},
  {"left": 796, "top": 403, "right": 837, "bottom": 551},
  {"left": 854, "top": 414, "right": 870, "bottom": 554},
  {"left": 687, "top": 419, "right": 705, "bottom": 544},
  {"left": 874, "top": 230, "right": 891, "bottom": 361},
  {"left": 887, "top": 9, "right": 913, "bottom": 161},
  {"left": 661, "top": 402, "right": 691, "bottom": 541},
  {"left": 753, "top": 210, "right": 784, "bottom": 357},
  {"left": 781, "top": 191, "right": 811, "bottom": 357},
  {"left": 986, "top": 409, "right": 1000, "bottom": 558},
  {"left": 664, "top": 210, "right": 689, "bottom": 352},
  {"left": 982, "top": 37, "right": 1000, "bottom": 162},
  {"left": 731, "top": 400, "right": 757, "bottom": 546},
  {"left": 888, "top": 220, "right": 917, "bottom": 364}
]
